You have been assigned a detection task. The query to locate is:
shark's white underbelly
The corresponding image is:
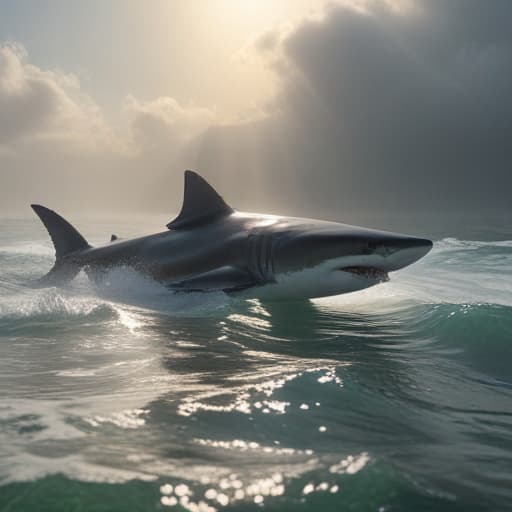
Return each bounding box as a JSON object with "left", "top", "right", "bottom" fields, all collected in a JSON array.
[{"left": 238, "top": 264, "right": 382, "bottom": 300}]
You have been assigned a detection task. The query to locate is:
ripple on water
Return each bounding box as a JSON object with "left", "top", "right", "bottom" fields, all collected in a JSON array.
[{"left": 1, "top": 229, "right": 512, "bottom": 510}]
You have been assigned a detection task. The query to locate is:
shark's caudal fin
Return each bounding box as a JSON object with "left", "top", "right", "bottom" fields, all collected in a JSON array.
[
  {"left": 30, "top": 205, "right": 91, "bottom": 287},
  {"left": 167, "top": 170, "right": 234, "bottom": 229}
]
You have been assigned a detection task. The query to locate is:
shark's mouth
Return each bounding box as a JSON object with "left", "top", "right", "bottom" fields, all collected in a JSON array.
[{"left": 339, "top": 266, "right": 389, "bottom": 281}]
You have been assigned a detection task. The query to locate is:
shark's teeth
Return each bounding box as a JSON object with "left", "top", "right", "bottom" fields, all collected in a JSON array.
[{"left": 339, "top": 266, "right": 389, "bottom": 281}]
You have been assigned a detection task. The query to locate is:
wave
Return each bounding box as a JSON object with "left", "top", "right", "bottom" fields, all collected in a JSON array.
[
  {"left": 0, "top": 242, "right": 54, "bottom": 256},
  {"left": 2, "top": 223, "right": 512, "bottom": 511},
  {"left": 435, "top": 237, "right": 512, "bottom": 249},
  {"left": 0, "top": 293, "right": 120, "bottom": 337},
  {"left": 0, "top": 284, "right": 115, "bottom": 318}
]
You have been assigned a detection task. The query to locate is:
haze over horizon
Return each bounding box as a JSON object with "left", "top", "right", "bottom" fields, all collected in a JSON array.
[{"left": 0, "top": 0, "right": 511, "bottom": 221}]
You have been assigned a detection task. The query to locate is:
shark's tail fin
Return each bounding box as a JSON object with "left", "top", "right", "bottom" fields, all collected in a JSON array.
[{"left": 31, "top": 204, "right": 90, "bottom": 287}]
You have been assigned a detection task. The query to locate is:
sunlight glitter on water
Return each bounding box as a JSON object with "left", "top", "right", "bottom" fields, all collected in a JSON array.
[
  {"left": 194, "top": 438, "right": 313, "bottom": 457},
  {"left": 85, "top": 408, "right": 149, "bottom": 429},
  {"left": 2, "top": 221, "right": 512, "bottom": 511},
  {"left": 176, "top": 364, "right": 345, "bottom": 418},
  {"left": 155, "top": 454, "right": 372, "bottom": 511},
  {"left": 112, "top": 306, "right": 146, "bottom": 333},
  {"left": 158, "top": 471, "right": 290, "bottom": 510},
  {"left": 329, "top": 453, "right": 371, "bottom": 475}
]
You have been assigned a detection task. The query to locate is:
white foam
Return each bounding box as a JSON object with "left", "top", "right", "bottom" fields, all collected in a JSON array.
[
  {"left": 88, "top": 267, "right": 230, "bottom": 316},
  {"left": 0, "top": 288, "right": 108, "bottom": 319}
]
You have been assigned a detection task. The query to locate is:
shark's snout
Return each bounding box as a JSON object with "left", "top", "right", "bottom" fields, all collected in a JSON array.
[
  {"left": 273, "top": 228, "right": 432, "bottom": 274},
  {"left": 336, "top": 235, "right": 432, "bottom": 280},
  {"left": 379, "top": 236, "right": 433, "bottom": 271}
]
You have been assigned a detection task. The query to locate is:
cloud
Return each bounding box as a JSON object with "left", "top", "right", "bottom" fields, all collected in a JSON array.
[
  {"left": 2, "top": 2, "right": 511, "bottom": 220},
  {"left": 125, "top": 95, "right": 216, "bottom": 151},
  {"left": 0, "top": 44, "right": 112, "bottom": 149},
  {"left": 0, "top": 44, "right": 215, "bottom": 214},
  {"left": 196, "top": 0, "right": 512, "bottom": 217},
  {"left": 0, "top": 44, "right": 57, "bottom": 143}
]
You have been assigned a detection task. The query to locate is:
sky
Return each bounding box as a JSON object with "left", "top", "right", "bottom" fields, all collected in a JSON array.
[{"left": 0, "top": 0, "right": 511, "bottom": 220}]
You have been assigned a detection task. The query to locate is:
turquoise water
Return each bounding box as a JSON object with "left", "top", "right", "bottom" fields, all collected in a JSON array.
[{"left": 0, "top": 217, "right": 511, "bottom": 511}]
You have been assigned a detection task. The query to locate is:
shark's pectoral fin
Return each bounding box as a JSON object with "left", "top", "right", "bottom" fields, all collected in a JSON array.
[{"left": 168, "top": 266, "right": 258, "bottom": 293}]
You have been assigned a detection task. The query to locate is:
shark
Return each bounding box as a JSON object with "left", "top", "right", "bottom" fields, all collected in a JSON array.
[{"left": 31, "top": 170, "right": 432, "bottom": 300}]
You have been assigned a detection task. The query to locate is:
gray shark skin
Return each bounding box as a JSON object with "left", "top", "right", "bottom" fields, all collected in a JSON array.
[{"left": 31, "top": 170, "right": 432, "bottom": 300}]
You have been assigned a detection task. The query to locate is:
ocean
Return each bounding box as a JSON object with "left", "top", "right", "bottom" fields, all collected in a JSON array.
[{"left": 0, "top": 215, "right": 511, "bottom": 512}]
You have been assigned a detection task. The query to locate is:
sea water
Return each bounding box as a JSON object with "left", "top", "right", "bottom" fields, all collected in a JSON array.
[{"left": 0, "top": 216, "right": 511, "bottom": 511}]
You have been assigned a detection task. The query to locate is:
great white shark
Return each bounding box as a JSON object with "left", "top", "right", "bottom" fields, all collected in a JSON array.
[{"left": 31, "top": 170, "right": 432, "bottom": 300}]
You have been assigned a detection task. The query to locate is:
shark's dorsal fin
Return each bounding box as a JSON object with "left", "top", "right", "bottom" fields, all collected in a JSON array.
[{"left": 167, "top": 170, "right": 234, "bottom": 230}]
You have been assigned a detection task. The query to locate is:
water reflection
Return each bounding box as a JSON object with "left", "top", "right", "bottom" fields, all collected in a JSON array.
[
  {"left": 1, "top": 283, "right": 511, "bottom": 510},
  {"left": 106, "top": 297, "right": 424, "bottom": 510},
  {"left": 127, "top": 296, "right": 511, "bottom": 510}
]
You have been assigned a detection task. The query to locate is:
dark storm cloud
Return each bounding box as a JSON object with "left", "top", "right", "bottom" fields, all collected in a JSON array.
[{"left": 196, "top": 0, "right": 512, "bottom": 217}]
